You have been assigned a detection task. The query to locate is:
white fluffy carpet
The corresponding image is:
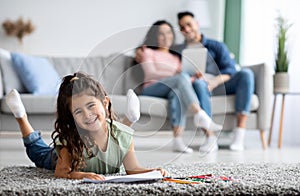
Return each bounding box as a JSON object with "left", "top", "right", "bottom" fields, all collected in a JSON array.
[{"left": 1, "top": 162, "right": 300, "bottom": 195}]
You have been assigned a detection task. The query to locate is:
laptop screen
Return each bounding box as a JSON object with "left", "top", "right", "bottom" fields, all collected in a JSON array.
[{"left": 181, "top": 48, "right": 207, "bottom": 75}]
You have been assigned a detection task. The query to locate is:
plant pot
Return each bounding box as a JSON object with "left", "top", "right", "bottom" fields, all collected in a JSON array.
[{"left": 273, "top": 73, "right": 289, "bottom": 93}]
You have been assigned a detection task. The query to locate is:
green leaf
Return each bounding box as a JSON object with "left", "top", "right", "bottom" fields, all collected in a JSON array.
[{"left": 274, "top": 15, "right": 291, "bottom": 73}]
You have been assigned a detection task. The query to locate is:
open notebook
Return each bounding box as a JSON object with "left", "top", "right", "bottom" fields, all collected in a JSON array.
[{"left": 83, "top": 170, "right": 163, "bottom": 183}]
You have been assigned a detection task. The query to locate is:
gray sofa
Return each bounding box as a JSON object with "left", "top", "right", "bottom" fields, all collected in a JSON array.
[{"left": 0, "top": 52, "right": 272, "bottom": 148}]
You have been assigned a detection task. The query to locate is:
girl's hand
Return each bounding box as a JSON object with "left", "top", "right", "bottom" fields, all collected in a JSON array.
[
  {"left": 155, "top": 168, "right": 170, "bottom": 177},
  {"left": 82, "top": 172, "right": 105, "bottom": 180}
]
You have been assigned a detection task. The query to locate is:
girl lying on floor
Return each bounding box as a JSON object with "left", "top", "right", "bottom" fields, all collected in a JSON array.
[{"left": 6, "top": 71, "right": 169, "bottom": 180}]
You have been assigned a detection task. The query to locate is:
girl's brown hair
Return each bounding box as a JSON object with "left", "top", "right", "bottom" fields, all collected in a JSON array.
[{"left": 51, "top": 71, "right": 118, "bottom": 172}]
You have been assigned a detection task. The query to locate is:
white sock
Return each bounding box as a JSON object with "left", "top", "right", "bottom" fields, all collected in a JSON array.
[
  {"left": 194, "top": 110, "right": 222, "bottom": 131},
  {"left": 125, "top": 89, "right": 140, "bottom": 123},
  {"left": 230, "top": 127, "right": 245, "bottom": 151},
  {"left": 6, "top": 89, "right": 26, "bottom": 118},
  {"left": 199, "top": 135, "right": 219, "bottom": 153},
  {"left": 173, "top": 137, "right": 193, "bottom": 153}
]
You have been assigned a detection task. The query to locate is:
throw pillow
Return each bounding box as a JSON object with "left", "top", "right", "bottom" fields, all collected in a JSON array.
[
  {"left": 11, "top": 52, "right": 61, "bottom": 95},
  {"left": 0, "top": 48, "right": 27, "bottom": 94}
]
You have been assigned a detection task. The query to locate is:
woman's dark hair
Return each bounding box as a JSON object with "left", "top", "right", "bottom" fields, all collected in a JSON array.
[
  {"left": 142, "top": 20, "right": 179, "bottom": 57},
  {"left": 51, "top": 71, "right": 118, "bottom": 172}
]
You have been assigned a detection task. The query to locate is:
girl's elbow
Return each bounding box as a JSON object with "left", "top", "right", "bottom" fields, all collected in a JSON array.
[
  {"left": 54, "top": 171, "right": 63, "bottom": 178},
  {"left": 54, "top": 170, "right": 68, "bottom": 179}
]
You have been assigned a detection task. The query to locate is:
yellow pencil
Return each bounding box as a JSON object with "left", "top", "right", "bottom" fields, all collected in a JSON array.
[{"left": 163, "top": 178, "right": 201, "bottom": 184}]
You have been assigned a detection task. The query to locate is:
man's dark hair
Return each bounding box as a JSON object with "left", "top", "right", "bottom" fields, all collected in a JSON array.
[{"left": 177, "top": 11, "right": 194, "bottom": 21}]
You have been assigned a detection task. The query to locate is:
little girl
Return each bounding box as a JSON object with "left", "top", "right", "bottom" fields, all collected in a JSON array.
[{"left": 6, "top": 72, "right": 168, "bottom": 180}]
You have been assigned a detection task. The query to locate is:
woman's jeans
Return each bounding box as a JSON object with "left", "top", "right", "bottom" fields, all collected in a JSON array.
[
  {"left": 169, "top": 69, "right": 254, "bottom": 127},
  {"left": 141, "top": 73, "right": 199, "bottom": 128},
  {"left": 23, "top": 131, "right": 57, "bottom": 170}
]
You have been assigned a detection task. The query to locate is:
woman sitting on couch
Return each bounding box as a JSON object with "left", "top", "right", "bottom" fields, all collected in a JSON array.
[{"left": 135, "top": 20, "right": 222, "bottom": 154}]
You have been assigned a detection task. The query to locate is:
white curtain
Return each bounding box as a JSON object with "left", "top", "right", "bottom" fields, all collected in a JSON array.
[{"left": 240, "top": 0, "right": 300, "bottom": 146}]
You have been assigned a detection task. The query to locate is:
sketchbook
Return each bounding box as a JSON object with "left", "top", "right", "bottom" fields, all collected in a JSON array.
[{"left": 83, "top": 170, "right": 163, "bottom": 183}]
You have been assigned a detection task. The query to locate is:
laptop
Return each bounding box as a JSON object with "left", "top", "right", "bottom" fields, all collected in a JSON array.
[{"left": 181, "top": 47, "right": 207, "bottom": 75}]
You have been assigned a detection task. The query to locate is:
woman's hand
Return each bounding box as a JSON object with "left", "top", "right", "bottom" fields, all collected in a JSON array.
[
  {"left": 194, "top": 71, "right": 204, "bottom": 79},
  {"left": 191, "top": 71, "right": 204, "bottom": 83},
  {"left": 135, "top": 45, "right": 146, "bottom": 63}
]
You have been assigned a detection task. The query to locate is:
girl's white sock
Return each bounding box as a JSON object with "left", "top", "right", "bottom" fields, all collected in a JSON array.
[
  {"left": 5, "top": 89, "right": 26, "bottom": 118},
  {"left": 194, "top": 110, "right": 222, "bottom": 131},
  {"left": 125, "top": 89, "right": 140, "bottom": 123}
]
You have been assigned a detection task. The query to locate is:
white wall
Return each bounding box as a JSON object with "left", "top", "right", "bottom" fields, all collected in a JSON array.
[
  {"left": 240, "top": 0, "right": 300, "bottom": 146},
  {"left": 0, "top": 0, "right": 225, "bottom": 57}
]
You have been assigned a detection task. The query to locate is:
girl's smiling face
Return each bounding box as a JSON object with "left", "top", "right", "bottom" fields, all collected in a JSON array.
[{"left": 70, "top": 93, "right": 108, "bottom": 132}]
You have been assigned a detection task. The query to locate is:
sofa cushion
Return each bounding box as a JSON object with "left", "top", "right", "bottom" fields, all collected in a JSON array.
[
  {"left": 137, "top": 94, "right": 259, "bottom": 117},
  {"left": 48, "top": 54, "right": 142, "bottom": 96},
  {"left": 124, "top": 60, "right": 144, "bottom": 95},
  {"left": 110, "top": 95, "right": 127, "bottom": 115},
  {"left": 48, "top": 54, "right": 129, "bottom": 95},
  {"left": 1, "top": 94, "right": 57, "bottom": 114},
  {"left": 49, "top": 55, "right": 106, "bottom": 83},
  {"left": 211, "top": 94, "right": 259, "bottom": 114},
  {"left": 139, "top": 96, "right": 169, "bottom": 117},
  {"left": 0, "top": 48, "right": 26, "bottom": 94},
  {"left": 100, "top": 53, "right": 133, "bottom": 95},
  {"left": 48, "top": 56, "right": 83, "bottom": 77},
  {"left": 11, "top": 53, "right": 61, "bottom": 95}
]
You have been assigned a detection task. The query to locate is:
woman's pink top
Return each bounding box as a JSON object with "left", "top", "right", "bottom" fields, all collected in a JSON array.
[{"left": 140, "top": 48, "right": 181, "bottom": 88}]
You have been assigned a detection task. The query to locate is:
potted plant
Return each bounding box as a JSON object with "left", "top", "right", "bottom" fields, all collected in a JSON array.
[{"left": 273, "top": 15, "right": 292, "bottom": 93}]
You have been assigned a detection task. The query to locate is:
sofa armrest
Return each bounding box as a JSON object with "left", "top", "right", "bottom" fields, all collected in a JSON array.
[
  {"left": 0, "top": 65, "right": 3, "bottom": 98},
  {"left": 247, "top": 63, "right": 273, "bottom": 130}
]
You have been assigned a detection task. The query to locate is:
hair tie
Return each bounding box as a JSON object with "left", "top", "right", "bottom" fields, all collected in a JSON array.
[{"left": 70, "top": 76, "right": 79, "bottom": 82}]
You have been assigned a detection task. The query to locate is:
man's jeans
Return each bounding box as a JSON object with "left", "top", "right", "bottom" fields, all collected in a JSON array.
[{"left": 169, "top": 69, "right": 254, "bottom": 127}]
